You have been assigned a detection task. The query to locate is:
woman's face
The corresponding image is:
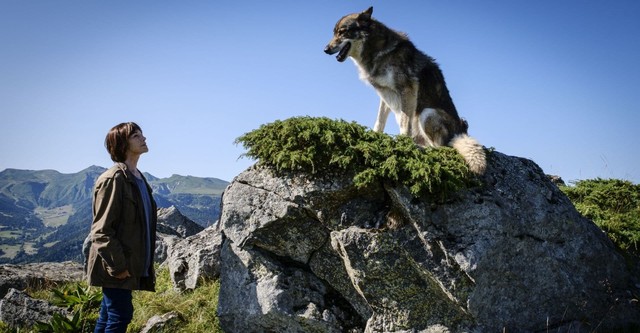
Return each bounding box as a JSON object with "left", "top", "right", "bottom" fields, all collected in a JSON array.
[{"left": 127, "top": 130, "right": 148, "bottom": 156}]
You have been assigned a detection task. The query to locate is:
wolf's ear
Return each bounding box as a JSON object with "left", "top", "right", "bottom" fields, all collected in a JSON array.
[{"left": 359, "top": 6, "right": 373, "bottom": 20}]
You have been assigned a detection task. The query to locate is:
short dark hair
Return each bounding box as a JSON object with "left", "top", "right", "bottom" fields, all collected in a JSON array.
[{"left": 104, "top": 122, "right": 142, "bottom": 162}]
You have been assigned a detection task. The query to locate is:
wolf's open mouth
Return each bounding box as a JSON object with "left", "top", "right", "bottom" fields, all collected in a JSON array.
[{"left": 336, "top": 42, "right": 351, "bottom": 62}]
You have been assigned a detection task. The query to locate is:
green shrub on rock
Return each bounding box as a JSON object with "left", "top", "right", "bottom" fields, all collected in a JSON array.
[
  {"left": 560, "top": 178, "right": 640, "bottom": 255},
  {"left": 235, "top": 116, "right": 476, "bottom": 199}
]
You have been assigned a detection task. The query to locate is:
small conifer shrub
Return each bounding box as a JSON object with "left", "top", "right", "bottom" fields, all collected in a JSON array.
[
  {"left": 561, "top": 178, "right": 640, "bottom": 255},
  {"left": 235, "top": 116, "right": 476, "bottom": 199}
]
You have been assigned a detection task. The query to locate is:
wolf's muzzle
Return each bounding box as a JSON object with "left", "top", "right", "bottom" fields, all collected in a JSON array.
[
  {"left": 324, "top": 45, "right": 336, "bottom": 55},
  {"left": 324, "top": 42, "right": 351, "bottom": 62}
]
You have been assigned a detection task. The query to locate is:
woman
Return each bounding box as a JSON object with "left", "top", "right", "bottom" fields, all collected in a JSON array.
[{"left": 86, "top": 122, "right": 157, "bottom": 333}]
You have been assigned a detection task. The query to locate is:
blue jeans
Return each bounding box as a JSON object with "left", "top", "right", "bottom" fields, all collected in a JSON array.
[{"left": 94, "top": 288, "right": 133, "bottom": 333}]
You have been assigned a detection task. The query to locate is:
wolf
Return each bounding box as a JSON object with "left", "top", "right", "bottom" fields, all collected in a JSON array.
[{"left": 324, "top": 7, "right": 486, "bottom": 174}]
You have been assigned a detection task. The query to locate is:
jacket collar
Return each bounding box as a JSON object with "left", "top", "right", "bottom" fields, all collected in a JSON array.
[
  {"left": 114, "top": 162, "right": 135, "bottom": 182},
  {"left": 114, "top": 162, "right": 152, "bottom": 192}
]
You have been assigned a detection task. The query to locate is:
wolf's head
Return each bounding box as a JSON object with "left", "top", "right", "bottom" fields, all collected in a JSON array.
[{"left": 324, "top": 7, "right": 373, "bottom": 62}]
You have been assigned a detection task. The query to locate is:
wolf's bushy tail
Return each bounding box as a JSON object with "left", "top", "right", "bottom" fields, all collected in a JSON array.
[{"left": 450, "top": 134, "right": 486, "bottom": 175}]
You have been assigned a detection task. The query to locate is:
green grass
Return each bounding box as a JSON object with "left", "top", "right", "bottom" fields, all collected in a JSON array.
[
  {"left": 128, "top": 266, "right": 222, "bottom": 333},
  {"left": 34, "top": 205, "right": 74, "bottom": 227},
  {"left": 236, "top": 116, "right": 477, "bottom": 200},
  {"left": 22, "top": 242, "right": 37, "bottom": 255},
  {"left": 0, "top": 244, "right": 21, "bottom": 259},
  {"left": 0, "top": 230, "right": 23, "bottom": 240}
]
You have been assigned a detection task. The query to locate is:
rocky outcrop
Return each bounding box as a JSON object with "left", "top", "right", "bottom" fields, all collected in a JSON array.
[
  {"left": 156, "top": 206, "right": 205, "bottom": 264},
  {"left": 216, "top": 151, "right": 640, "bottom": 332},
  {"left": 157, "top": 206, "right": 204, "bottom": 238},
  {"left": 0, "top": 261, "right": 83, "bottom": 298},
  {"left": 165, "top": 224, "right": 223, "bottom": 291},
  {"left": 0, "top": 262, "right": 83, "bottom": 329},
  {"left": 155, "top": 206, "right": 205, "bottom": 263},
  {"left": 0, "top": 288, "right": 70, "bottom": 328}
]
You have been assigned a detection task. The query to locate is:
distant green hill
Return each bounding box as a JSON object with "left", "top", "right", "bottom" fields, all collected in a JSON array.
[{"left": 0, "top": 167, "right": 228, "bottom": 264}]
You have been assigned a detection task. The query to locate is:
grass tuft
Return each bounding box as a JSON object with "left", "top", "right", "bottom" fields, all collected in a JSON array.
[{"left": 129, "top": 266, "right": 222, "bottom": 333}]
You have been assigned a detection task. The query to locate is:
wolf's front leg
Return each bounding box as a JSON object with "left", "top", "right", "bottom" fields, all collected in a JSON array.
[
  {"left": 394, "top": 112, "right": 412, "bottom": 136},
  {"left": 373, "top": 99, "right": 390, "bottom": 132},
  {"left": 397, "top": 85, "right": 418, "bottom": 136}
]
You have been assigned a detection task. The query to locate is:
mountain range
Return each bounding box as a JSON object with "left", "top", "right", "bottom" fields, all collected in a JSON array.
[{"left": 0, "top": 166, "right": 228, "bottom": 264}]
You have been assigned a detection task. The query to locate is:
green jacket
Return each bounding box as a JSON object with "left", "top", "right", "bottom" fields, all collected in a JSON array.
[{"left": 86, "top": 163, "right": 157, "bottom": 291}]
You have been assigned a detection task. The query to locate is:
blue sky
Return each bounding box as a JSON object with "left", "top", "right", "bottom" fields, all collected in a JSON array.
[{"left": 1, "top": 1, "right": 639, "bottom": 183}]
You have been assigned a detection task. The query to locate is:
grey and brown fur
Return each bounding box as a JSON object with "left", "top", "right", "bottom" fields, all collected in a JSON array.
[{"left": 324, "top": 7, "right": 486, "bottom": 174}]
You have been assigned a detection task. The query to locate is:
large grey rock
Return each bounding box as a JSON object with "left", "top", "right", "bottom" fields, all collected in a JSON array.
[
  {"left": 0, "top": 261, "right": 83, "bottom": 298},
  {"left": 218, "top": 238, "right": 365, "bottom": 333},
  {"left": 0, "top": 288, "right": 70, "bottom": 328},
  {"left": 165, "top": 224, "right": 223, "bottom": 291},
  {"left": 217, "top": 151, "right": 640, "bottom": 332}
]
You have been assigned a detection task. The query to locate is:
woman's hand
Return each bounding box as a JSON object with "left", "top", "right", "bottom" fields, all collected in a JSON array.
[{"left": 115, "top": 270, "right": 131, "bottom": 279}]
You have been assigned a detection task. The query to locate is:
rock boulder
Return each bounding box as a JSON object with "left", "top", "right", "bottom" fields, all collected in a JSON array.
[
  {"left": 0, "top": 288, "right": 70, "bottom": 328},
  {"left": 0, "top": 261, "right": 83, "bottom": 298},
  {"left": 157, "top": 206, "right": 204, "bottom": 238},
  {"left": 216, "top": 151, "right": 640, "bottom": 332},
  {"left": 165, "top": 225, "right": 223, "bottom": 291}
]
